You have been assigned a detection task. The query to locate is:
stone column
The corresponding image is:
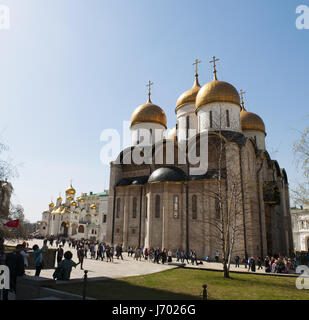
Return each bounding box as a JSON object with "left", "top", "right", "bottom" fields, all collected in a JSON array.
[{"left": 162, "top": 184, "right": 169, "bottom": 249}]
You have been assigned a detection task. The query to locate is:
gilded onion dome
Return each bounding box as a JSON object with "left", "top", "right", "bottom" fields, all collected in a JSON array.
[
  {"left": 78, "top": 197, "right": 85, "bottom": 202},
  {"left": 176, "top": 74, "right": 201, "bottom": 111},
  {"left": 66, "top": 196, "right": 73, "bottom": 201},
  {"left": 167, "top": 127, "right": 177, "bottom": 141},
  {"left": 240, "top": 102, "right": 266, "bottom": 135},
  {"left": 71, "top": 201, "right": 77, "bottom": 206},
  {"left": 90, "top": 204, "right": 96, "bottom": 210},
  {"left": 196, "top": 79, "right": 240, "bottom": 111},
  {"left": 57, "top": 196, "right": 62, "bottom": 202},
  {"left": 49, "top": 201, "right": 54, "bottom": 208},
  {"left": 66, "top": 184, "right": 76, "bottom": 195},
  {"left": 130, "top": 100, "right": 167, "bottom": 128}
]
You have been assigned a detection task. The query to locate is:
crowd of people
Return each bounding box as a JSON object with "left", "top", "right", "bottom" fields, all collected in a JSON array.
[{"left": 0, "top": 234, "right": 304, "bottom": 300}]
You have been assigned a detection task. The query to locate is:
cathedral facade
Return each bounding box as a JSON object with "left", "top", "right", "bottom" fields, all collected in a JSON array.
[
  {"left": 106, "top": 59, "right": 293, "bottom": 259},
  {"left": 39, "top": 185, "right": 109, "bottom": 241}
]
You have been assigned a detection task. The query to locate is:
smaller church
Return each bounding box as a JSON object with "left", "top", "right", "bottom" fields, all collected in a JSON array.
[
  {"left": 39, "top": 184, "right": 109, "bottom": 241},
  {"left": 106, "top": 57, "right": 293, "bottom": 259}
]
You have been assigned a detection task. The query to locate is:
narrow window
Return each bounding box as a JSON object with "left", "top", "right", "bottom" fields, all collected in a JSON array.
[
  {"left": 173, "top": 195, "right": 179, "bottom": 218},
  {"left": 103, "top": 214, "right": 107, "bottom": 223},
  {"left": 145, "top": 196, "right": 148, "bottom": 219},
  {"left": 192, "top": 195, "right": 197, "bottom": 219},
  {"left": 186, "top": 116, "right": 190, "bottom": 139},
  {"left": 133, "top": 197, "right": 137, "bottom": 218},
  {"left": 226, "top": 109, "right": 230, "bottom": 127},
  {"left": 116, "top": 198, "right": 121, "bottom": 218},
  {"left": 149, "top": 128, "right": 153, "bottom": 144},
  {"left": 155, "top": 195, "right": 160, "bottom": 218},
  {"left": 209, "top": 111, "right": 213, "bottom": 128}
]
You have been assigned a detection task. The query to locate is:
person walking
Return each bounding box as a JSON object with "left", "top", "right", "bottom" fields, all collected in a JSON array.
[
  {"left": 215, "top": 250, "right": 220, "bottom": 262},
  {"left": 53, "top": 251, "right": 80, "bottom": 281},
  {"left": 234, "top": 255, "right": 240, "bottom": 268},
  {"left": 257, "top": 257, "right": 263, "bottom": 270},
  {"left": 167, "top": 249, "right": 172, "bottom": 263},
  {"left": 77, "top": 246, "right": 84, "bottom": 270},
  {"left": 33, "top": 240, "right": 47, "bottom": 277},
  {"left": 56, "top": 245, "right": 64, "bottom": 265},
  {"left": 20, "top": 243, "right": 30, "bottom": 269},
  {"left": 264, "top": 256, "right": 271, "bottom": 273},
  {"left": 3, "top": 244, "right": 25, "bottom": 300}
]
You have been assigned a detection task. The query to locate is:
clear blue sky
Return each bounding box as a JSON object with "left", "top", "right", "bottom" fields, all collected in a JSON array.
[{"left": 0, "top": 0, "right": 308, "bottom": 222}]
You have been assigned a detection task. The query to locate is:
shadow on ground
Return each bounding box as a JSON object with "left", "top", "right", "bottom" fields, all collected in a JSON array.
[{"left": 49, "top": 277, "right": 199, "bottom": 300}]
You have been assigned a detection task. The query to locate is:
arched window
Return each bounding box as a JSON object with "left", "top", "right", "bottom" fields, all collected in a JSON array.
[
  {"left": 155, "top": 195, "right": 160, "bottom": 218},
  {"left": 209, "top": 111, "right": 213, "bottom": 128},
  {"left": 133, "top": 197, "right": 137, "bottom": 218},
  {"left": 116, "top": 198, "right": 121, "bottom": 218},
  {"left": 173, "top": 195, "right": 179, "bottom": 218},
  {"left": 192, "top": 195, "right": 197, "bottom": 219},
  {"left": 145, "top": 196, "right": 148, "bottom": 219},
  {"left": 226, "top": 109, "right": 230, "bottom": 127},
  {"left": 78, "top": 225, "right": 84, "bottom": 233}
]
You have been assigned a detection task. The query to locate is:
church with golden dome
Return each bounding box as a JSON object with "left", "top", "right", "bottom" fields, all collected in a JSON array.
[
  {"left": 39, "top": 184, "right": 109, "bottom": 241},
  {"left": 106, "top": 57, "right": 293, "bottom": 259}
]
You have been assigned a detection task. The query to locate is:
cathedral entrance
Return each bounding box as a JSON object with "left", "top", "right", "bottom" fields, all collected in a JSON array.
[{"left": 60, "top": 222, "right": 69, "bottom": 237}]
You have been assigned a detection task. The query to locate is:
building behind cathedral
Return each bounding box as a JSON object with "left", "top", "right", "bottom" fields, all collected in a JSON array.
[
  {"left": 39, "top": 185, "right": 109, "bottom": 241},
  {"left": 106, "top": 59, "right": 293, "bottom": 259}
]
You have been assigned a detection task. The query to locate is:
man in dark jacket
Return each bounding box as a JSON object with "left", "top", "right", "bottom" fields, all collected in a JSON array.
[
  {"left": 57, "top": 245, "right": 64, "bottom": 265},
  {"left": 3, "top": 244, "right": 25, "bottom": 300}
]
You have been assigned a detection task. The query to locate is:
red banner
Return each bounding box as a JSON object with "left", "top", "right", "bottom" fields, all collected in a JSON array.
[{"left": 3, "top": 219, "right": 19, "bottom": 228}]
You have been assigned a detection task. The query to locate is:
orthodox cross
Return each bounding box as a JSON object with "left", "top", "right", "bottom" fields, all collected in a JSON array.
[
  {"left": 146, "top": 80, "right": 153, "bottom": 102},
  {"left": 240, "top": 89, "right": 246, "bottom": 109},
  {"left": 193, "top": 59, "right": 201, "bottom": 75},
  {"left": 209, "top": 56, "right": 219, "bottom": 80}
]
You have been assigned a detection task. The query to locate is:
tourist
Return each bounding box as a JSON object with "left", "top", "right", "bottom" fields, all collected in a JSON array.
[
  {"left": 234, "top": 255, "right": 240, "bottom": 268},
  {"left": 20, "top": 242, "right": 30, "bottom": 268},
  {"left": 53, "top": 251, "right": 80, "bottom": 281},
  {"left": 33, "top": 240, "right": 47, "bottom": 277},
  {"left": 84, "top": 243, "right": 89, "bottom": 258},
  {"left": 161, "top": 249, "right": 167, "bottom": 264},
  {"left": 275, "top": 257, "right": 285, "bottom": 273},
  {"left": 191, "top": 250, "right": 198, "bottom": 265},
  {"left": 180, "top": 250, "right": 185, "bottom": 263},
  {"left": 215, "top": 250, "right": 219, "bottom": 262},
  {"left": 264, "top": 256, "right": 271, "bottom": 273},
  {"left": 250, "top": 257, "right": 256, "bottom": 272},
  {"left": 3, "top": 244, "right": 25, "bottom": 300},
  {"left": 117, "top": 244, "right": 123, "bottom": 260},
  {"left": 57, "top": 245, "right": 64, "bottom": 265},
  {"left": 148, "top": 248, "right": 153, "bottom": 261},
  {"left": 257, "top": 257, "right": 263, "bottom": 270},
  {"left": 62, "top": 239, "right": 66, "bottom": 247},
  {"left": 167, "top": 249, "right": 172, "bottom": 263},
  {"left": 77, "top": 246, "right": 84, "bottom": 270},
  {"left": 176, "top": 249, "right": 180, "bottom": 262}
]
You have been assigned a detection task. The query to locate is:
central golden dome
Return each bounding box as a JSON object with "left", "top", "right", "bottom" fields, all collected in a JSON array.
[
  {"left": 130, "top": 99, "right": 167, "bottom": 128},
  {"left": 176, "top": 75, "right": 201, "bottom": 111},
  {"left": 66, "top": 184, "right": 76, "bottom": 195},
  {"left": 240, "top": 108, "right": 266, "bottom": 134},
  {"left": 196, "top": 79, "right": 240, "bottom": 112}
]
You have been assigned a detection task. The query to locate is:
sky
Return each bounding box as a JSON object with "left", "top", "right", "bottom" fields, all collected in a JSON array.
[{"left": 0, "top": 0, "right": 308, "bottom": 222}]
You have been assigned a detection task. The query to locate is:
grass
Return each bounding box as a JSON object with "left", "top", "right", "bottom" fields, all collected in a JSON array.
[{"left": 50, "top": 268, "right": 309, "bottom": 300}]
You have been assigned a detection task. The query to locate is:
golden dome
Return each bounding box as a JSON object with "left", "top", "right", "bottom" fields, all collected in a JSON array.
[
  {"left": 176, "top": 75, "right": 201, "bottom": 111},
  {"left": 66, "top": 184, "right": 76, "bottom": 195},
  {"left": 240, "top": 107, "right": 266, "bottom": 135},
  {"left": 49, "top": 201, "right": 54, "bottom": 208},
  {"left": 57, "top": 196, "right": 62, "bottom": 202},
  {"left": 130, "top": 99, "right": 167, "bottom": 128},
  {"left": 167, "top": 127, "right": 177, "bottom": 141},
  {"left": 90, "top": 204, "right": 96, "bottom": 210},
  {"left": 66, "top": 196, "right": 73, "bottom": 201},
  {"left": 196, "top": 79, "right": 240, "bottom": 112},
  {"left": 71, "top": 201, "right": 77, "bottom": 206},
  {"left": 77, "top": 197, "right": 85, "bottom": 202}
]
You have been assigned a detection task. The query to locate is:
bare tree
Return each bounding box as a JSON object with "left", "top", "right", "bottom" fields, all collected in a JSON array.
[{"left": 293, "top": 125, "right": 309, "bottom": 205}]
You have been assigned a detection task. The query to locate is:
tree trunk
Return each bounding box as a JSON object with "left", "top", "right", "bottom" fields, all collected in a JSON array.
[{"left": 223, "top": 259, "right": 230, "bottom": 278}]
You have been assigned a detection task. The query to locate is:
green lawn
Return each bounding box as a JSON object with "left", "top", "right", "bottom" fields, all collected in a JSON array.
[{"left": 51, "top": 268, "right": 309, "bottom": 300}]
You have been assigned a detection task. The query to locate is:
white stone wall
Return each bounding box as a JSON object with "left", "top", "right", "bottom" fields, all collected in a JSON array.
[
  {"left": 176, "top": 104, "right": 198, "bottom": 142},
  {"left": 242, "top": 130, "right": 266, "bottom": 151},
  {"left": 131, "top": 122, "right": 165, "bottom": 146},
  {"left": 197, "top": 102, "right": 241, "bottom": 133}
]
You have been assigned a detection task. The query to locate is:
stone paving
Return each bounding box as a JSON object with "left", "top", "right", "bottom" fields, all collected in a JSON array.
[{"left": 6, "top": 239, "right": 296, "bottom": 281}]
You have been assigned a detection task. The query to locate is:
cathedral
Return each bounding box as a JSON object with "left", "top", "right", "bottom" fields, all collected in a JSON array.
[
  {"left": 39, "top": 184, "right": 109, "bottom": 241},
  {"left": 106, "top": 58, "right": 293, "bottom": 259}
]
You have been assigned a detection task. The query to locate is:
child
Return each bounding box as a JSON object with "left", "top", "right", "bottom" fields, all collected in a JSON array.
[{"left": 53, "top": 251, "right": 80, "bottom": 281}]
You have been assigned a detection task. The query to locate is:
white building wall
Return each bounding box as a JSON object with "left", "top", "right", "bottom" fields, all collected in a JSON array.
[
  {"left": 176, "top": 104, "right": 198, "bottom": 143},
  {"left": 198, "top": 102, "right": 241, "bottom": 133},
  {"left": 131, "top": 122, "right": 165, "bottom": 146},
  {"left": 242, "top": 130, "right": 266, "bottom": 151}
]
